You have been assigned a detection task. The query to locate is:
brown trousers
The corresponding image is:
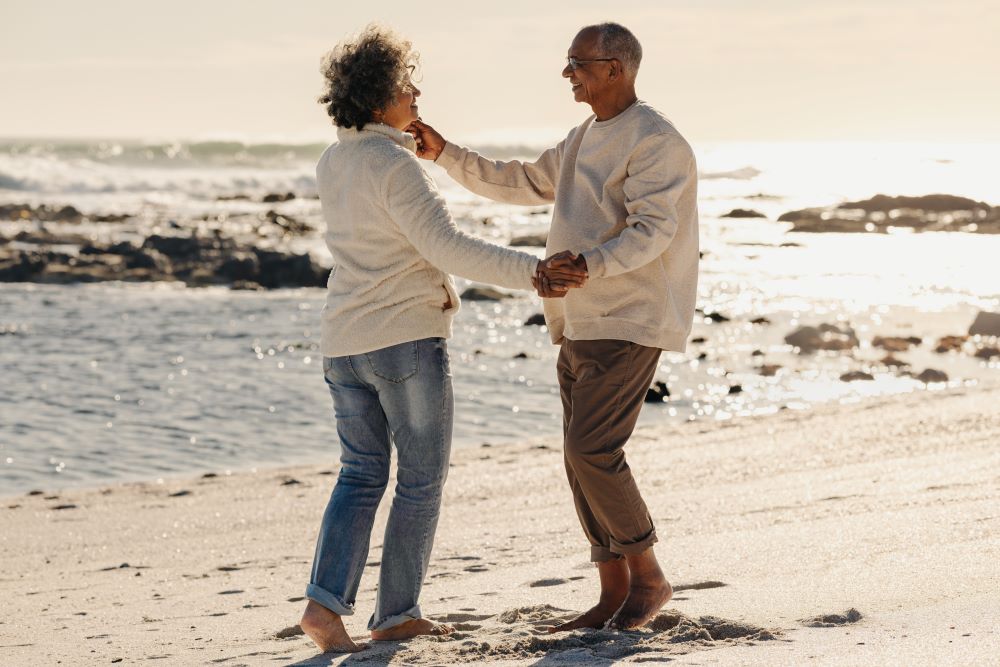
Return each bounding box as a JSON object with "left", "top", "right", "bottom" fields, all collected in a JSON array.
[{"left": 557, "top": 338, "right": 662, "bottom": 562}]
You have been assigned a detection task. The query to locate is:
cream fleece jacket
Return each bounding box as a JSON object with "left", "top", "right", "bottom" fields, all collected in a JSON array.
[
  {"left": 436, "top": 100, "right": 699, "bottom": 352},
  {"left": 317, "top": 123, "right": 538, "bottom": 356}
]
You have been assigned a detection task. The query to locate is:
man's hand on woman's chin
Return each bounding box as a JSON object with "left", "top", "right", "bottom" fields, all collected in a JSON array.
[{"left": 405, "top": 119, "right": 446, "bottom": 161}]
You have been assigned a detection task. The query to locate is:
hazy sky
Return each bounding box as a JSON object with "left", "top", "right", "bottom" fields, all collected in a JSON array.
[{"left": 2, "top": 0, "right": 998, "bottom": 144}]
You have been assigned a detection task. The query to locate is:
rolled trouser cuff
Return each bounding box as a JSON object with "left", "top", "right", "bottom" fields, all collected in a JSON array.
[
  {"left": 305, "top": 584, "right": 354, "bottom": 617},
  {"left": 590, "top": 545, "right": 624, "bottom": 562},
  {"left": 610, "top": 527, "right": 658, "bottom": 557},
  {"left": 369, "top": 604, "right": 421, "bottom": 631}
]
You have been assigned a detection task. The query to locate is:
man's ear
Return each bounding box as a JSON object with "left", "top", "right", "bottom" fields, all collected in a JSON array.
[{"left": 608, "top": 60, "right": 620, "bottom": 81}]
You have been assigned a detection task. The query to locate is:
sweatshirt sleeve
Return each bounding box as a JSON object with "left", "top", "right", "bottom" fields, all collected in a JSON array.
[
  {"left": 580, "top": 133, "right": 697, "bottom": 279},
  {"left": 383, "top": 155, "right": 538, "bottom": 291},
  {"left": 435, "top": 141, "right": 561, "bottom": 205}
]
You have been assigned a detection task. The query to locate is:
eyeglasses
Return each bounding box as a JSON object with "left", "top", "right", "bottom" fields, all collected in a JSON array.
[{"left": 565, "top": 56, "right": 615, "bottom": 70}]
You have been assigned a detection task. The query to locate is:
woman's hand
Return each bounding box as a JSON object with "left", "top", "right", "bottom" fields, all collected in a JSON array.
[{"left": 405, "top": 119, "right": 447, "bottom": 161}]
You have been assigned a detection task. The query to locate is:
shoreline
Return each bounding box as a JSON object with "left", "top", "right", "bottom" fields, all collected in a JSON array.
[{"left": 3, "top": 382, "right": 998, "bottom": 665}]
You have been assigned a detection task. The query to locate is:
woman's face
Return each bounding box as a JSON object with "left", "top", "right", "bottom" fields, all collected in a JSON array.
[{"left": 378, "top": 79, "right": 421, "bottom": 131}]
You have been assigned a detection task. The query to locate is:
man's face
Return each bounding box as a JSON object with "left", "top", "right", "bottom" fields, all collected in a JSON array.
[{"left": 561, "top": 29, "right": 612, "bottom": 107}]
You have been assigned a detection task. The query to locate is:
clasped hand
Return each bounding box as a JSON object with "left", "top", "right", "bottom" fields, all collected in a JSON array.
[{"left": 532, "top": 251, "right": 588, "bottom": 298}]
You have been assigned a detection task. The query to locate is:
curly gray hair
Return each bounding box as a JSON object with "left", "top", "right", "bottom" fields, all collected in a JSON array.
[{"left": 318, "top": 24, "right": 419, "bottom": 130}]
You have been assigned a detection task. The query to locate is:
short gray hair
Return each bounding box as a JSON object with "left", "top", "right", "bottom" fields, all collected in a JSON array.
[{"left": 587, "top": 23, "right": 642, "bottom": 78}]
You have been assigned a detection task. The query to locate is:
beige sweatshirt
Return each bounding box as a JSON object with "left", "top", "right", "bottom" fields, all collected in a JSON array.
[
  {"left": 317, "top": 123, "right": 539, "bottom": 356},
  {"left": 437, "top": 100, "right": 700, "bottom": 352}
]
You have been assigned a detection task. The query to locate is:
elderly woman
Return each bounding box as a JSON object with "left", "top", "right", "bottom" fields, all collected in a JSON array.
[{"left": 299, "top": 26, "right": 585, "bottom": 652}]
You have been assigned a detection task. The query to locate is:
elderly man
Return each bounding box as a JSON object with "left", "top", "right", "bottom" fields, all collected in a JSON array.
[{"left": 408, "top": 22, "right": 698, "bottom": 630}]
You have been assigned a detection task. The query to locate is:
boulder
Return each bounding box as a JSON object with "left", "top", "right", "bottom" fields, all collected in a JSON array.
[
  {"left": 916, "top": 368, "right": 949, "bottom": 383},
  {"left": 461, "top": 286, "right": 513, "bottom": 301},
  {"left": 968, "top": 311, "right": 1000, "bottom": 337},
  {"left": 785, "top": 324, "right": 859, "bottom": 353},
  {"left": 934, "top": 335, "right": 968, "bottom": 353},
  {"left": 880, "top": 355, "right": 909, "bottom": 368},
  {"left": 840, "top": 371, "right": 875, "bottom": 382},
  {"left": 840, "top": 194, "right": 990, "bottom": 214},
  {"left": 722, "top": 208, "right": 765, "bottom": 218},
  {"left": 523, "top": 313, "right": 546, "bottom": 326},
  {"left": 974, "top": 346, "right": 999, "bottom": 360},
  {"left": 254, "top": 249, "right": 328, "bottom": 288},
  {"left": 872, "top": 335, "right": 921, "bottom": 352},
  {"left": 0, "top": 251, "right": 46, "bottom": 281},
  {"left": 509, "top": 233, "right": 548, "bottom": 247},
  {"left": 644, "top": 381, "right": 670, "bottom": 403},
  {"left": 125, "top": 248, "right": 170, "bottom": 271},
  {"left": 143, "top": 234, "right": 202, "bottom": 260},
  {"left": 262, "top": 192, "right": 296, "bottom": 203},
  {"left": 217, "top": 253, "right": 260, "bottom": 282}
]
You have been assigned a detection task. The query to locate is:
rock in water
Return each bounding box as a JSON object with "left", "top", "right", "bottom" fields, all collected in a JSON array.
[
  {"left": 523, "top": 313, "right": 546, "bottom": 326},
  {"left": 785, "top": 324, "right": 859, "bottom": 353},
  {"left": 916, "top": 368, "right": 949, "bottom": 383},
  {"left": 969, "top": 311, "right": 1000, "bottom": 337},
  {"left": 509, "top": 233, "right": 548, "bottom": 246},
  {"left": 645, "top": 381, "right": 670, "bottom": 403},
  {"left": 840, "top": 371, "right": 875, "bottom": 382},
  {"left": 461, "top": 286, "right": 513, "bottom": 301},
  {"left": 721, "top": 208, "right": 766, "bottom": 218}
]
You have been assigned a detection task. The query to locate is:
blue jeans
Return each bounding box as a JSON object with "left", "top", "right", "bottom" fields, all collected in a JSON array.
[{"left": 305, "top": 337, "right": 453, "bottom": 631}]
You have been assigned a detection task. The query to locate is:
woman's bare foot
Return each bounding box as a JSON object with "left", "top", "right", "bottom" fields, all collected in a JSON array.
[
  {"left": 610, "top": 549, "right": 673, "bottom": 630},
  {"left": 370, "top": 618, "right": 454, "bottom": 641},
  {"left": 548, "top": 558, "right": 629, "bottom": 633},
  {"left": 300, "top": 600, "right": 367, "bottom": 653}
]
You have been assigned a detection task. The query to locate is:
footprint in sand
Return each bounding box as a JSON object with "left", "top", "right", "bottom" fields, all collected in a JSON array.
[
  {"left": 673, "top": 580, "right": 727, "bottom": 592},
  {"left": 529, "top": 578, "right": 568, "bottom": 588},
  {"left": 799, "top": 608, "right": 863, "bottom": 627}
]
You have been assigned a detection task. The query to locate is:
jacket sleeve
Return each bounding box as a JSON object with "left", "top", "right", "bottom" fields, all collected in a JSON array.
[
  {"left": 382, "top": 155, "right": 538, "bottom": 290},
  {"left": 580, "top": 133, "right": 697, "bottom": 278},
  {"left": 434, "top": 140, "right": 562, "bottom": 205}
]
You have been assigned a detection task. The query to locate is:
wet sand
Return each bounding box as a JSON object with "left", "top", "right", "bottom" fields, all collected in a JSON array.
[{"left": 2, "top": 383, "right": 998, "bottom": 665}]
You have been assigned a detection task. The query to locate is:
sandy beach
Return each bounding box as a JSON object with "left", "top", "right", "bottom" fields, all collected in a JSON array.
[{"left": 2, "top": 381, "right": 998, "bottom": 666}]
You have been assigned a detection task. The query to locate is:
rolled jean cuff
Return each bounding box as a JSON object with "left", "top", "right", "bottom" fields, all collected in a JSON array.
[
  {"left": 369, "top": 604, "right": 421, "bottom": 631},
  {"left": 610, "top": 527, "right": 658, "bottom": 557},
  {"left": 305, "top": 584, "right": 354, "bottom": 617}
]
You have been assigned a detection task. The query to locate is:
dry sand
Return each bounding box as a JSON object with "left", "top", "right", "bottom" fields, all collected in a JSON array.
[{"left": 2, "top": 383, "right": 998, "bottom": 666}]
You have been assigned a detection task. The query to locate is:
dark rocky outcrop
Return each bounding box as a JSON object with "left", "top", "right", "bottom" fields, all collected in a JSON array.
[
  {"left": 523, "top": 313, "right": 546, "bottom": 326},
  {"left": 721, "top": 208, "right": 766, "bottom": 218},
  {"left": 0, "top": 231, "right": 329, "bottom": 288},
  {"left": 778, "top": 194, "right": 999, "bottom": 234},
  {"left": 785, "top": 324, "right": 859, "bottom": 353},
  {"left": 969, "top": 311, "right": 1000, "bottom": 337},
  {"left": 645, "top": 381, "right": 670, "bottom": 403},
  {"left": 461, "top": 286, "right": 513, "bottom": 301},
  {"left": 509, "top": 233, "right": 547, "bottom": 247},
  {"left": 261, "top": 192, "right": 296, "bottom": 203}
]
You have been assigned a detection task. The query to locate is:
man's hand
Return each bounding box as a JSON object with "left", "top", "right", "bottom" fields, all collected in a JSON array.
[
  {"left": 405, "top": 118, "right": 446, "bottom": 161},
  {"left": 532, "top": 250, "right": 588, "bottom": 298}
]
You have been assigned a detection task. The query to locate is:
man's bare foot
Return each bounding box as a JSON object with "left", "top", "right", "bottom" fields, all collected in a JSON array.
[
  {"left": 370, "top": 618, "right": 454, "bottom": 641},
  {"left": 548, "top": 558, "right": 629, "bottom": 633},
  {"left": 300, "top": 600, "right": 367, "bottom": 653},
  {"left": 610, "top": 548, "right": 673, "bottom": 630}
]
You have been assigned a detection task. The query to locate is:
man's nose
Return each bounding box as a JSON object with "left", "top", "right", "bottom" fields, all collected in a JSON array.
[{"left": 561, "top": 63, "right": 573, "bottom": 78}]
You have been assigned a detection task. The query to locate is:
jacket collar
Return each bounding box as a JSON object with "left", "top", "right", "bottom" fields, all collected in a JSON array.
[{"left": 336, "top": 123, "right": 416, "bottom": 153}]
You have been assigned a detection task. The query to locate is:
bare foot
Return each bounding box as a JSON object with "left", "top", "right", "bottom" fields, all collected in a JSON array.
[
  {"left": 370, "top": 618, "right": 454, "bottom": 641},
  {"left": 300, "top": 600, "right": 367, "bottom": 653},
  {"left": 610, "top": 549, "right": 673, "bottom": 630},
  {"left": 548, "top": 559, "right": 629, "bottom": 633}
]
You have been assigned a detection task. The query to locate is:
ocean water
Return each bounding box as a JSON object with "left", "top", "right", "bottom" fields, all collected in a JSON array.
[{"left": 1, "top": 139, "right": 998, "bottom": 495}]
